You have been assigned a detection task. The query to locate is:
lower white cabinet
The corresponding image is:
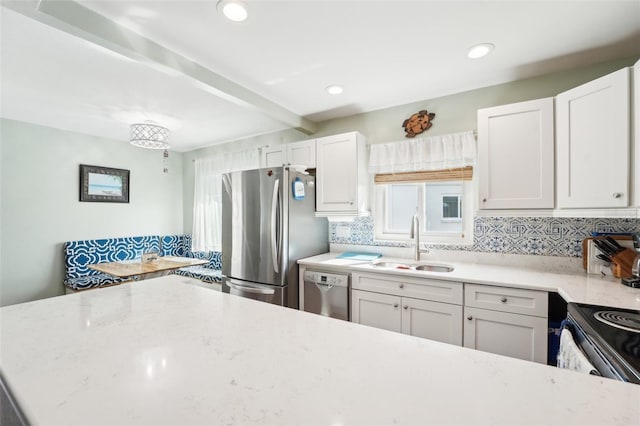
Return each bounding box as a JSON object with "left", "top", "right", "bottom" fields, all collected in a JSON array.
[
  {"left": 351, "top": 289, "right": 402, "bottom": 333},
  {"left": 463, "top": 283, "right": 548, "bottom": 364},
  {"left": 463, "top": 307, "right": 548, "bottom": 364},
  {"left": 350, "top": 272, "right": 549, "bottom": 363},
  {"left": 402, "top": 297, "right": 463, "bottom": 345},
  {"left": 352, "top": 289, "right": 463, "bottom": 345},
  {"left": 351, "top": 273, "right": 463, "bottom": 346}
]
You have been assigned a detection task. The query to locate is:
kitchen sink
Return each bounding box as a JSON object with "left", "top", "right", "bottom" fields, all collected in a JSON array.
[
  {"left": 413, "top": 264, "right": 455, "bottom": 273},
  {"left": 371, "top": 262, "right": 413, "bottom": 269},
  {"left": 370, "top": 262, "right": 454, "bottom": 273}
]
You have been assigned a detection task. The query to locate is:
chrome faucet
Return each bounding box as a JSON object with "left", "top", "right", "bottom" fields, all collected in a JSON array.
[{"left": 410, "top": 213, "right": 429, "bottom": 261}]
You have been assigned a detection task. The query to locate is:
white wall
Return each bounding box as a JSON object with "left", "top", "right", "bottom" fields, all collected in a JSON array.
[{"left": 0, "top": 119, "right": 184, "bottom": 306}]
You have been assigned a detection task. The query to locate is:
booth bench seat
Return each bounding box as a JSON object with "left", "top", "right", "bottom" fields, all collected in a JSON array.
[
  {"left": 64, "top": 235, "right": 222, "bottom": 291},
  {"left": 161, "top": 235, "right": 222, "bottom": 284},
  {"left": 63, "top": 236, "right": 160, "bottom": 290}
]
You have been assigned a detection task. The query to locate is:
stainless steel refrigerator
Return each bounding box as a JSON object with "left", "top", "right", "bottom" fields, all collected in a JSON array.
[{"left": 221, "top": 166, "right": 328, "bottom": 308}]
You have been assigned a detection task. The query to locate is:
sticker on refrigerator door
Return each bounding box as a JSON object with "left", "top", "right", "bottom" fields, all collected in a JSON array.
[{"left": 292, "top": 177, "right": 305, "bottom": 200}]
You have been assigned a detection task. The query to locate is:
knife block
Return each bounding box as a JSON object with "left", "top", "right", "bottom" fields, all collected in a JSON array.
[{"left": 610, "top": 248, "right": 637, "bottom": 279}]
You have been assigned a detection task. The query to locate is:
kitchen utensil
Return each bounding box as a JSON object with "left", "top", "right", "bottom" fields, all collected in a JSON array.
[
  {"left": 593, "top": 239, "right": 616, "bottom": 257},
  {"left": 605, "top": 236, "right": 625, "bottom": 252},
  {"left": 596, "top": 254, "right": 611, "bottom": 263},
  {"left": 601, "top": 238, "right": 624, "bottom": 255}
]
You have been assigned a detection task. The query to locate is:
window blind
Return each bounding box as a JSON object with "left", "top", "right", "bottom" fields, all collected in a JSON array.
[{"left": 374, "top": 166, "right": 473, "bottom": 184}]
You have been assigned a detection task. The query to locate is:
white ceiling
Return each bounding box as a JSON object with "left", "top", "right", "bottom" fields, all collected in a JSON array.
[{"left": 1, "top": 0, "right": 639, "bottom": 152}]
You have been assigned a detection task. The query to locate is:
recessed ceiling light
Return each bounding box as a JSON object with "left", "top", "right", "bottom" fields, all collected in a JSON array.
[
  {"left": 326, "top": 85, "right": 344, "bottom": 95},
  {"left": 217, "top": 0, "right": 248, "bottom": 22},
  {"left": 467, "top": 43, "right": 495, "bottom": 59}
]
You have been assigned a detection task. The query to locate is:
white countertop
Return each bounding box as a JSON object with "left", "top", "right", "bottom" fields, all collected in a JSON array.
[
  {"left": 299, "top": 253, "right": 640, "bottom": 310},
  {"left": 1, "top": 275, "right": 639, "bottom": 425}
]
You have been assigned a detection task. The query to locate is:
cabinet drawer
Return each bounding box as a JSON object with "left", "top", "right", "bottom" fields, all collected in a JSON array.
[
  {"left": 352, "top": 273, "right": 463, "bottom": 305},
  {"left": 464, "top": 284, "right": 547, "bottom": 317}
]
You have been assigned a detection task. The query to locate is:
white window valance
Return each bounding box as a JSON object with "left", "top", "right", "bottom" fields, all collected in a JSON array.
[
  {"left": 368, "top": 131, "right": 476, "bottom": 174},
  {"left": 192, "top": 149, "right": 259, "bottom": 252}
]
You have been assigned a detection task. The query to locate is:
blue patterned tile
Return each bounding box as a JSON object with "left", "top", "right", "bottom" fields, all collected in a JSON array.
[{"left": 328, "top": 216, "right": 640, "bottom": 258}]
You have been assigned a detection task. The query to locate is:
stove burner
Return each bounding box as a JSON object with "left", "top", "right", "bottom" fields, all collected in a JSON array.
[{"left": 594, "top": 310, "right": 640, "bottom": 333}]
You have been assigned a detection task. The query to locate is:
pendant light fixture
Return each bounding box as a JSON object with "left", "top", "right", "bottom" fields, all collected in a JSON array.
[
  {"left": 163, "top": 149, "right": 169, "bottom": 173},
  {"left": 130, "top": 123, "right": 170, "bottom": 149}
]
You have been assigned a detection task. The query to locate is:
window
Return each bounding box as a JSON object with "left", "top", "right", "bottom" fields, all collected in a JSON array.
[
  {"left": 441, "top": 194, "right": 462, "bottom": 222},
  {"left": 373, "top": 172, "right": 473, "bottom": 245},
  {"left": 368, "top": 131, "right": 476, "bottom": 245}
]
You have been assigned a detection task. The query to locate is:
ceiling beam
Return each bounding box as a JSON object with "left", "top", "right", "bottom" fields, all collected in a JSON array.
[{"left": 2, "top": 0, "right": 316, "bottom": 135}]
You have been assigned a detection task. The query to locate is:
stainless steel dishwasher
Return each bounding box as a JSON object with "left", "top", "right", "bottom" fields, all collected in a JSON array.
[{"left": 302, "top": 270, "right": 350, "bottom": 321}]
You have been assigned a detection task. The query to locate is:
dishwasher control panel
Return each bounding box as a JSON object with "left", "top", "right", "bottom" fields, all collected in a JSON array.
[{"left": 303, "top": 270, "right": 349, "bottom": 288}]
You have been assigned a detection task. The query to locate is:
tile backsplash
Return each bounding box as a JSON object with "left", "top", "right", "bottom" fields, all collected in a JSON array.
[{"left": 329, "top": 216, "right": 640, "bottom": 258}]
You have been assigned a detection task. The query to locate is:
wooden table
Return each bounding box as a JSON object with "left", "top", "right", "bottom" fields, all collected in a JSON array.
[{"left": 88, "top": 256, "right": 208, "bottom": 279}]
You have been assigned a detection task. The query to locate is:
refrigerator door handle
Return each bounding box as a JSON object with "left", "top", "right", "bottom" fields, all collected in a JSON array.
[
  {"left": 270, "top": 178, "right": 280, "bottom": 274},
  {"left": 227, "top": 281, "right": 276, "bottom": 295}
]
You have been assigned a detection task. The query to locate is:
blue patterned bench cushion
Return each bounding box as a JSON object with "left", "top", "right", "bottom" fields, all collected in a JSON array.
[
  {"left": 64, "top": 274, "right": 129, "bottom": 290},
  {"left": 161, "top": 235, "right": 222, "bottom": 282},
  {"left": 160, "top": 234, "right": 191, "bottom": 257},
  {"left": 175, "top": 266, "right": 223, "bottom": 283},
  {"left": 64, "top": 235, "right": 160, "bottom": 290}
]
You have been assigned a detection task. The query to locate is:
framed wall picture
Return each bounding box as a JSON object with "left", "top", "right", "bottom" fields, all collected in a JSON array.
[{"left": 79, "top": 164, "right": 130, "bottom": 203}]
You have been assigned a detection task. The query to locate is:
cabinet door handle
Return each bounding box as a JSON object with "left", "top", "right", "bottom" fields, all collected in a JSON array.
[
  {"left": 613, "top": 192, "right": 623, "bottom": 199},
  {"left": 399, "top": 284, "right": 404, "bottom": 289},
  {"left": 501, "top": 297, "right": 507, "bottom": 303},
  {"left": 467, "top": 316, "right": 473, "bottom": 321},
  {"left": 403, "top": 305, "right": 409, "bottom": 310},
  {"left": 482, "top": 198, "right": 487, "bottom": 202},
  {"left": 393, "top": 303, "right": 399, "bottom": 308}
]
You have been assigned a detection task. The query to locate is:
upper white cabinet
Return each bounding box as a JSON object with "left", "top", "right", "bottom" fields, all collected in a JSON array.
[
  {"left": 316, "top": 132, "right": 368, "bottom": 215},
  {"left": 556, "top": 67, "right": 631, "bottom": 208},
  {"left": 633, "top": 59, "right": 640, "bottom": 207},
  {"left": 262, "top": 139, "right": 317, "bottom": 169},
  {"left": 477, "top": 98, "right": 555, "bottom": 209},
  {"left": 286, "top": 139, "right": 316, "bottom": 168},
  {"left": 262, "top": 145, "right": 287, "bottom": 168}
]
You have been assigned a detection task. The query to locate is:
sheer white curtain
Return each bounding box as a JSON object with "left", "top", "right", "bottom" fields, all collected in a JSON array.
[
  {"left": 191, "top": 149, "right": 259, "bottom": 252},
  {"left": 368, "top": 131, "right": 476, "bottom": 173}
]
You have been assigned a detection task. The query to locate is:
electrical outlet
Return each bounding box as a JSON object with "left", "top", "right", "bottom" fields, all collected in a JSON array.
[{"left": 336, "top": 225, "right": 351, "bottom": 239}]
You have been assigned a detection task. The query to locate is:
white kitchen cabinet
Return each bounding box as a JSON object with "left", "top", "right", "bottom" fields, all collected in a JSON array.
[
  {"left": 463, "top": 307, "right": 548, "bottom": 364},
  {"left": 556, "top": 67, "right": 630, "bottom": 208},
  {"left": 463, "top": 284, "right": 548, "bottom": 364},
  {"left": 633, "top": 60, "right": 640, "bottom": 207},
  {"left": 316, "top": 132, "right": 368, "bottom": 215},
  {"left": 402, "top": 297, "right": 463, "bottom": 345},
  {"left": 351, "top": 272, "right": 463, "bottom": 345},
  {"left": 350, "top": 272, "right": 549, "bottom": 362},
  {"left": 261, "top": 145, "right": 286, "bottom": 168},
  {"left": 351, "top": 289, "right": 402, "bottom": 333},
  {"left": 262, "top": 139, "right": 316, "bottom": 169},
  {"left": 477, "top": 97, "right": 554, "bottom": 209},
  {"left": 286, "top": 139, "right": 316, "bottom": 168}
]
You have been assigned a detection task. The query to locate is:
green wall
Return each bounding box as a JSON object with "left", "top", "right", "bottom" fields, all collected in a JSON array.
[
  {"left": 0, "top": 119, "right": 185, "bottom": 306},
  {"left": 183, "top": 56, "right": 639, "bottom": 233}
]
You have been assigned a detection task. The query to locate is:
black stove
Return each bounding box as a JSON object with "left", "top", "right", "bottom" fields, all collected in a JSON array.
[{"left": 567, "top": 303, "right": 640, "bottom": 384}]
